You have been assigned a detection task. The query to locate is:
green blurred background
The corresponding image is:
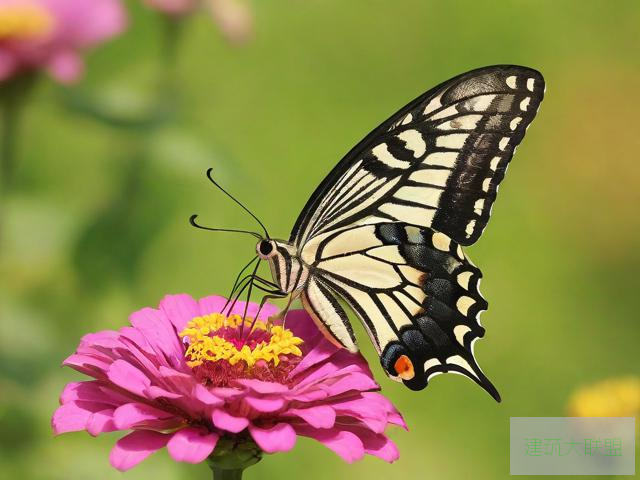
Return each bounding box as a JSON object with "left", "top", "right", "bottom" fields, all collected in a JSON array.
[{"left": 1, "top": 0, "right": 639, "bottom": 478}]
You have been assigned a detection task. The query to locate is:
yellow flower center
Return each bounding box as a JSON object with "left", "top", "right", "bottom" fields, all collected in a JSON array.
[
  {"left": 0, "top": 4, "right": 54, "bottom": 41},
  {"left": 179, "top": 312, "right": 303, "bottom": 369}
]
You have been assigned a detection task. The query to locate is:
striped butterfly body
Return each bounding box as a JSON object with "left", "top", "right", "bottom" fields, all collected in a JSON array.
[{"left": 210, "top": 65, "right": 545, "bottom": 401}]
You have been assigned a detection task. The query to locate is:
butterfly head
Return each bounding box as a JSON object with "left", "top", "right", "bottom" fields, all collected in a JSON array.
[{"left": 256, "top": 239, "right": 276, "bottom": 259}]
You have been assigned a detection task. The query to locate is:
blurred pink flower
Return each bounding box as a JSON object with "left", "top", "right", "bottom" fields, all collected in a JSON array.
[
  {"left": 52, "top": 294, "right": 405, "bottom": 471},
  {"left": 144, "top": 0, "right": 253, "bottom": 45},
  {"left": 143, "top": 0, "right": 199, "bottom": 16},
  {"left": 0, "top": 0, "right": 126, "bottom": 84}
]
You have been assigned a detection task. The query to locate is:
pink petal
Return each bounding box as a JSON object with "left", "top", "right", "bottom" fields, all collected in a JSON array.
[
  {"left": 167, "top": 427, "right": 218, "bottom": 463},
  {"left": 107, "top": 360, "right": 151, "bottom": 398},
  {"left": 296, "top": 361, "right": 363, "bottom": 388},
  {"left": 352, "top": 392, "right": 407, "bottom": 430},
  {"left": 318, "top": 372, "right": 379, "bottom": 397},
  {"left": 74, "top": 0, "right": 128, "bottom": 45},
  {"left": 285, "top": 309, "right": 323, "bottom": 341},
  {"left": 0, "top": 50, "right": 17, "bottom": 81},
  {"left": 209, "top": 387, "right": 244, "bottom": 399},
  {"left": 235, "top": 379, "right": 289, "bottom": 394},
  {"left": 79, "top": 330, "right": 121, "bottom": 349},
  {"left": 113, "top": 403, "right": 174, "bottom": 430},
  {"left": 288, "top": 405, "right": 336, "bottom": 429},
  {"left": 116, "top": 336, "right": 164, "bottom": 379},
  {"left": 60, "top": 381, "right": 114, "bottom": 404},
  {"left": 118, "top": 326, "right": 150, "bottom": 353},
  {"left": 46, "top": 50, "right": 83, "bottom": 84},
  {"left": 364, "top": 435, "right": 399, "bottom": 462},
  {"left": 146, "top": 385, "right": 183, "bottom": 400},
  {"left": 211, "top": 409, "right": 249, "bottom": 433},
  {"left": 86, "top": 409, "right": 116, "bottom": 436},
  {"left": 63, "top": 353, "right": 111, "bottom": 377},
  {"left": 192, "top": 384, "right": 224, "bottom": 407},
  {"left": 296, "top": 426, "right": 364, "bottom": 463},
  {"left": 388, "top": 411, "right": 407, "bottom": 430},
  {"left": 289, "top": 338, "right": 335, "bottom": 376},
  {"left": 285, "top": 389, "right": 328, "bottom": 403},
  {"left": 244, "top": 395, "right": 286, "bottom": 413},
  {"left": 197, "top": 295, "right": 229, "bottom": 315},
  {"left": 129, "top": 307, "right": 184, "bottom": 367},
  {"left": 343, "top": 425, "right": 400, "bottom": 462},
  {"left": 143, "top": 0, "right": 199, "bottom": 16},
  {"left": 52, "top": 403, "right": 91, "bottom": 434},
  {"left": 249, "top": 423, "right": 296, "bottom": 453},
  {"left": 52, "top": 398, "right": 118, "bottom": 434},
  {"left": 158, "top": 366, "right": 196, "bottom": 395},
  {"left": 59, "top": 382, "right": 87, "bottom": 403},
  {"left": 109, "top": 430, "right": 170, "bottom": 472},
  {"left": 331, "top": 395, "right": 392, "bottom": 434},
  {"left": 160, "top": 294, "right": 200, "bottom": 331}
]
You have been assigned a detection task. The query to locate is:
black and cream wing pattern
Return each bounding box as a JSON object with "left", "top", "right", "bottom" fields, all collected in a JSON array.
[{"left": 293, "top": 65, "right": 545, "bottom": 401}]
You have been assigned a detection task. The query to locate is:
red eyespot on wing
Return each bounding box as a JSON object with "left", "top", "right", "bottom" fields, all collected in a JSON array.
[{"left": 394, "top": 355, "right": 415, "bottom": 380}]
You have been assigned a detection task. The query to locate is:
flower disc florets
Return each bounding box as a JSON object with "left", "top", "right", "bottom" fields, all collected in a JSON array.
[{"left": 179, "top": 312, "right": 303, "bottom": 386}]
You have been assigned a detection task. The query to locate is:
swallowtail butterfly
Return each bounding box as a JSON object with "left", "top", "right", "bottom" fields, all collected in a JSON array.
[{"left": 192, "top": 65, "right": 545, "bottom": 401}]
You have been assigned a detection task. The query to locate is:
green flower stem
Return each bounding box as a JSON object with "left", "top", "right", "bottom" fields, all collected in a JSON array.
[
  {"left": 0, "top": 74, "right": 36, "bottom": 193},
  {"left": 0, "top": 74, "right": 37, "bottom": 251},
  {"left": 207, "top": 436, "right": 262, "bottom": 480},
  {"left": 210, "top": 466, "right": 245, "bottom": 480},
  {"left": 159, "top": 14, "right": 189, "bottom": 97},
  {"left": 160, "top": 14, "right": 186, "bottom": 72},
  {"left": 1, "top": 97, "right": 17, "bottom": 191}
]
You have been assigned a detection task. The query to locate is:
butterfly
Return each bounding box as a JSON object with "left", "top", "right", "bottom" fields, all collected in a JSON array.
[{"left": 192, "top": 65, "right": 545, "bottom": 402}]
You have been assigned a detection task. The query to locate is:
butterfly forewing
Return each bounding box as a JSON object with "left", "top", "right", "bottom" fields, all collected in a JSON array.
[{"left": 290, "top": 65, "right": 544, "bottom": 247}]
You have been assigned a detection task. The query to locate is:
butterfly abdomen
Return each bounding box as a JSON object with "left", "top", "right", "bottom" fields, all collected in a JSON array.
[{"left": 375, "top": 223, "right": 500, "bottom": 401}]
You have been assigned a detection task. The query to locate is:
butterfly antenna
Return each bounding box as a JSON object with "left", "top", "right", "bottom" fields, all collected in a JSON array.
[
  {"left": 205, "top": 168, "right": 270, "bottom": 239},
  {"left": 189, "top": 214, "right": 262, "bottom": 240}
]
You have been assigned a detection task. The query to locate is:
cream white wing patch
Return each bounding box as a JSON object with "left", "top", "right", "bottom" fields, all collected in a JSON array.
[{"left": 301, "top": 277, "right": 357, "bottom": 353}]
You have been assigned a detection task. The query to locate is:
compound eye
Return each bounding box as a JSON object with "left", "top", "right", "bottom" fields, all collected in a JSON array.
[{"left": 259, "top": 240, "right": 273, "bottom": 256}]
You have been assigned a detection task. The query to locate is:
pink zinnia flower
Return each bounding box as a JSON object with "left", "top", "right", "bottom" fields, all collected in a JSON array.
[
  {"left": 0, "top": 0, "right": 127, "bottom": 84},
  {"left": 52, "top": 294, "right": 405, "bottom": 472}
]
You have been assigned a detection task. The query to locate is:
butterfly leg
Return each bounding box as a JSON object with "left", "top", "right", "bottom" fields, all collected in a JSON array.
[
  {"left": 277, "top": 294, "right": 295, "bottom": 330},
  {"left": 251, "top": 291, "right": 288, "bottom": 335},
  {"left": 231, "top": 271, "right": 286, "bottom": 336},
  {"left": 223, "top": 273, "right": 280, "bottom": 314}
]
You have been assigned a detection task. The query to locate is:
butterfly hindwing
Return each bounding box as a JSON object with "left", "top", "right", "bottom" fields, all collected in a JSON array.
[
  {"left": 301, "top": 276, "right": 357, "bottom": 353},
  {"left": 300, "top": 222, "right": 499, "bottom": 400},
  {"left": 290, "top": 65, "right": 544, "bottom": 247}
]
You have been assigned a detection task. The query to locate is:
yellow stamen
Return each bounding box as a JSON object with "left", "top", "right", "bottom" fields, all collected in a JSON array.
[
  {"left": 0, "top": 5, "right": 54, "bottom": 41},
  {"left": 179, "top": 312, "right": 303, "bottom": 368}
]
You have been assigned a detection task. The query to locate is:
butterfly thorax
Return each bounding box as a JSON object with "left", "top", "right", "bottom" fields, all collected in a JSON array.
[{"left": 256, "top": 239, "right": 308, "bottom": 294}]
